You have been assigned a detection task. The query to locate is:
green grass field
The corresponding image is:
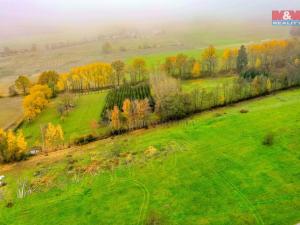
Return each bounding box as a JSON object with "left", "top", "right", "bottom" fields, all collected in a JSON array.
[
  {"left": 1, "top": 88, "right": 299, "bottom": 225},
  {"left": 20, "top": 91, "right": 108, "bottom": 146},
  {"left": 181, "top": 76, "right": 237, "bottom": 92}
]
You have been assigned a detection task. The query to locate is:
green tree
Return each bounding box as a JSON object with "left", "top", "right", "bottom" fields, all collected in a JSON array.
[
  {"left": 15, "top": 75, "right": 30, "bottom": 95},
  {"left": 237, "top": 45, "right": 248, "bottom": 73},
  {"left": 38, "top": 71, "right": 59, "bottom": 95},
  {"left": 175, "top": 54, "right": 188, "bottom": 78},
  {"left": 131, "top": 58, "right": 147, "bottom": 82},
  {"left": 111, "top": 60, "right": 125, "bottom": 86}
]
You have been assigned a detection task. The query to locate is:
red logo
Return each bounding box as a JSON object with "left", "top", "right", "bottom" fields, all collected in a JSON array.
[{"left": 272, "top": 10, "right": 300, "bottom": 20}]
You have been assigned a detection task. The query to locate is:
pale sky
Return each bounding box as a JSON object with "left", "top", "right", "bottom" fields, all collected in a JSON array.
[{"left": 1, "top": 0, "right": 300, "bottom": 38}]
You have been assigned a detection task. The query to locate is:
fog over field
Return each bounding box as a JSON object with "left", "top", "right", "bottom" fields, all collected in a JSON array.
[
  {"left": 0, "top": 0, "right": 298, "bottom": 94},
  {"left": 1, "top": 0, "right": 299, "bottom": 43}
]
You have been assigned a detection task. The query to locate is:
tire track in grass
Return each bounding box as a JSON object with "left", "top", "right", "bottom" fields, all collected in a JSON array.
[
  {"left": 215, "top": 170, "right": 265, "bottom": 225},
  {"left": 131, "top": 179, "right": 150, "bottom": 225},
  {"left": 181, "top": 118, "right": 265, "bottom": 224},
  {"left": 194, "top": 145, "right": 265, "bottom": 225},
  {"left": 211, "top": 143, "right": 266, "bottom": 225},
  {"left": 172, "top": 130, "right": 265, "bottom": 225},
  {"left": 14, "top": 173, "right": 149, "bottom": 225},
  {"left": 107, "top": 166, "right": 150, "bottom": 225},
  {"left": 199, "top": 143, "right": 266, "bottom": 225}
]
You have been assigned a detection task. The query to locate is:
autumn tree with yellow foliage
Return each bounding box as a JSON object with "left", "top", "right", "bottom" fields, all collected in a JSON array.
[
  {"left": 122, "top": 98, "right": 133, "bottom": 129},
  {"left": 23, "top": 84, "right": 52, "bottom": 121},
  {"left": 202, "top": 45, "right": 217, "bottom": 75},
  {"left": 43, "top": 123, "right": 64, "bottom": 151},
  {"left": 192, "top": 62, "right": 201, "bottom": 77},
  {"left": 247, "top": 39, "right": 289, "bottom": 71},
  {"left": 109, "top": 98, "right": 151, "bottom": 132},
  {"left": 0, "top": 129, "right": 27, "bottom": 163},
  {"left": 57, "top": 62, "right": 113, "bottom": 92},
  {"left": 110, "top": 106, "right": 121, "bottom": 132},
  {"left": 221, "top": 48, "right": 238, "bottom": 72}
]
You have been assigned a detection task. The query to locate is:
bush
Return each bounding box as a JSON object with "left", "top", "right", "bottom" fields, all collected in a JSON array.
[
  {"left": 145, "top": 211, "right": 168, "bottom": 225},
  {"left": 240, "top": 68, "right": 268, "bottom": 79},
  {"left": 73, "top": 134, "right": 97, "bottom": 145},
  {"left": 240, "top": 109, "right": 248, "bottom": 113},
  {"left": 263, "top": 132, "right": 274, "bottom": 146},
  {"left": 159, "top": 93, "right": 191, "bottom": 121}
]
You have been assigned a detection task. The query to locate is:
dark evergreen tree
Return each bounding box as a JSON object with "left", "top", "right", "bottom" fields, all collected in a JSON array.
[{"left": 237, "top": 45, "right": 248, "bottom": 73}]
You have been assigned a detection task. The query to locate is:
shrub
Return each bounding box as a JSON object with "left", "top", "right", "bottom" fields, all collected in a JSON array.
[
  {"left": 0, "top": 129, "right": 27, "bottom": 163},
  {"left": 144, "top": 146, "right": 158, "bottom": 158},
  {"left": 73, "top": 134, "right": 97, "bottom": 145},
  {"left": 159, "top": 93, "right": 191, "bottom": 121},
  {"left": 263, "top": 132, "right": 274, "bottom": 146},
  {"left": 145, "top": 211, "right": 168, "bottom": 225},
  {"left": 240, "top": 68, "right": 268, "bottom": 80},
  {"left": 240, "top": 109, "right": 248, "bottom": 113}
]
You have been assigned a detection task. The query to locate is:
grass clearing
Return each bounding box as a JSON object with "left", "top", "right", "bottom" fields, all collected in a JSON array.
[
  {"left": 181, "top": 75, "right": 237, "bottom": 92},
  {"left": 20, "top": 91, "right": 108, "bottom": 146},
  {"left": 0, "top": 88, "right": 299, "bottom": 225}
]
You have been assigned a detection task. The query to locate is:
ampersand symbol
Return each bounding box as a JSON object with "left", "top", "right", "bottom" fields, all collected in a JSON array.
[{"left": 283, "top": 11, "right": 292, "bottom": 20}]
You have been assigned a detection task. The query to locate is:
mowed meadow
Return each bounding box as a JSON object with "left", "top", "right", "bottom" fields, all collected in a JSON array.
[
  {"left": 1, "top": 88, "right": 299, "bottom": 225},
  {"left": 21, "top": 91, "right": 108, "bottom": 146}
]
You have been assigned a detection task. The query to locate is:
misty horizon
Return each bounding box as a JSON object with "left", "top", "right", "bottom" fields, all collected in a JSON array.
[{"left": 1, "top": 0, "right": 299, "bottom": 40}]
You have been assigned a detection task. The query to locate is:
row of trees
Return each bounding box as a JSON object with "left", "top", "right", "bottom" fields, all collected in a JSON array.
[
  {"left": 11, "top": 39, "right": 297, "bottom": 97},
  {"left": 11, "top": 58, "right": 147, "bottom": 98},
  {"left": 11, "top": 71, "right": 59, "bottom": 97},
  {"left": 163, "top": 39, "right": 297, "bottom": 79},
  {"left": 109, "top": 98, "right": 151, "bottom": 132},
  {"left": 152, "top": 62, "right": 300, "bottom": 122},
  {"left": 163, "top": 45, "right": 219, "bottom": 79},
  {"left": 57, "top": 58, "right": 148, "bottom": 92},
  {"left": 0, "top": 129, "right": 27, "bottom": 163},
  {"left": 107, "top": 66, "right": 300, "bottom": 132}
]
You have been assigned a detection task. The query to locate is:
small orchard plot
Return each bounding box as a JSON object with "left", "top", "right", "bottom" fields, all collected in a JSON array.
[{"left": 101, "top": 83, "right": 154, "bottom": 120}]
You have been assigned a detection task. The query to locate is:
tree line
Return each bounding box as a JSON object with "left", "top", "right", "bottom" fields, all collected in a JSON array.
[
  {"left": 106, "top": 38, "right": 300, "bottom": 132},
  {"left": 162, "top": 39, "right": 297, "bottom": 79}
]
